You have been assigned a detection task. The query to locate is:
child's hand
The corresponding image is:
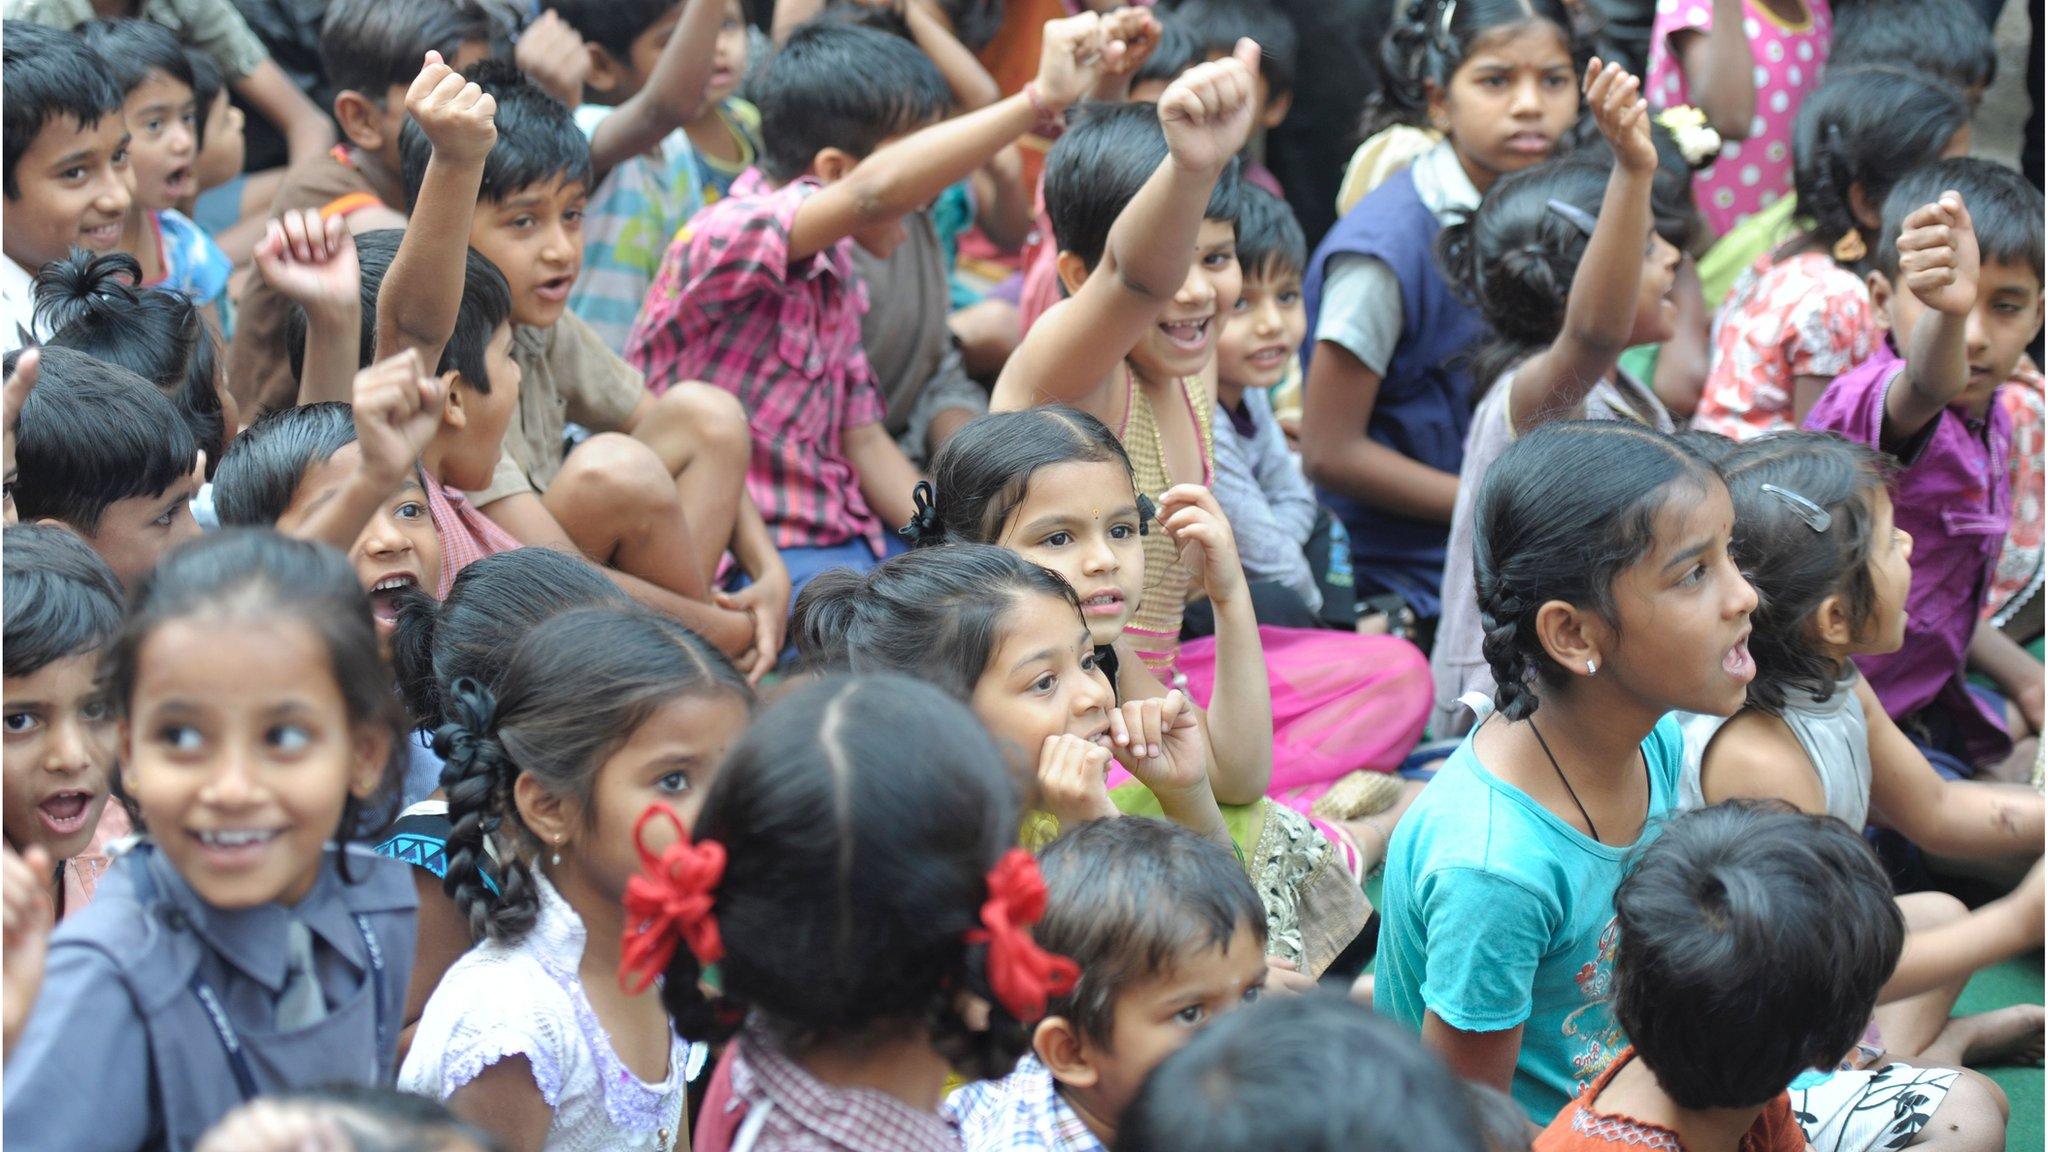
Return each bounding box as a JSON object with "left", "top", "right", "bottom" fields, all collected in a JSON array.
[
  {"left": 1111, "top": 689, "right": 1208, "bottom": 795},
  {"left": 351, "top": 349, "right": 445, "bottom": 487},
  {"left": 1037, "top": 733, "right": 1121, "bottom": 829},
  {"left": 1264, "top": 956, "right": 1319, "bottom": 997},
  {"left": 407, "top": 51, "right": 498, "bottom": 167},
  {"left": 1897, "top": 192, "right": 1981, "bottom": 317},
  {"left": 3, "top": 843, "right": 53, "bottom": 1061},
  {"left": 1089, "top": 7, "right": 1162, "bottom": 98},
  {"left": 4, "top": 349, "right": 38, "bottom": 524},
  {"left": 253, "top": 209, "right": 360, "bottom": 315},
  {"left": 1158, "top": 484, "right": 1249, "bottom": 604},
  {"left": 515, "top": 11, "right": 591, "bottom": 109},
  {"left": 1033, "top": 12, "right": 1115, "bottom": 113},
  {"left": 714, "top": 562, "right": 793, "bottom": 687},
  {"left": 1157, "top": 39, "right": 1260, "bottom": 175},
  {"left": 196, "top": 1100, "right": 351, "bottom": 1152},
  {"left": 1585, "top": 58, "right": 1654, "bottom": 176}
]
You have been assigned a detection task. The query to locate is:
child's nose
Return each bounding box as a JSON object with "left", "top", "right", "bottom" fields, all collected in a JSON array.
[{"left": 44, "top": 716, "right": 95, "bottom": 773}]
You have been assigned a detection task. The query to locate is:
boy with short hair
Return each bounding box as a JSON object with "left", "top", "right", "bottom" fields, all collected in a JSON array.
[
  {"left": 946, "top": 817, "right": 1270, "bottom": 1152},
  {"left": 625, "top": 15, "right": 1120, "bottom": 590},
  {"left": 1805, "top": 158, "right": 2048, "bottom": 783},
  {"left": 226, "top": 0, "right": 497, "bottom": 419},
  {"left": 7, "top": 345, "right": 201, "bottom": 589},
  {"left": 388, "top": 55, "right": 784, "bottom": 669},
  {"left": 1, "top": 23, "right": 131, "bottom": 353},
  {"left": 682, "top": 0, "right": 761, "bottom": 204}
]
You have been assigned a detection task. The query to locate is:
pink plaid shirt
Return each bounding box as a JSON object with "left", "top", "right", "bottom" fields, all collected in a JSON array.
[
  {"left": 424, "top": 477, "right": 521, "bottom": 599},
  {"left": 712, "top": 1029, "right": 963, "bottom": 1152},
  {"left": 624, "top": 168, "right": 888, "bottom": 553}
]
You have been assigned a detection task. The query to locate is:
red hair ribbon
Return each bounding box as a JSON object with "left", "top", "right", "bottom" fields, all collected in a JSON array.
[
  {"left": 619, "top": 805, "right": 726, "bottom": 994},
  {"left": 966, "top": 849, "right": 1080, "bottom": 1022}
]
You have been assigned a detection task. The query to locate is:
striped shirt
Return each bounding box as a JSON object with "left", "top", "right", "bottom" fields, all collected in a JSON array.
[
  {"left": 625, "top": 168, "right": 887, "bottom": 553},
  {"left": 945, "top": 1057, "right": 1105, "bottom": 1152},
  {"left": 568, "top": 106, "right": 707, "bottom": 354}
]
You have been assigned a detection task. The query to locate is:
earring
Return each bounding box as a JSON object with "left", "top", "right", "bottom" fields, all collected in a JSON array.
[
  {"left": 550, "top": 836, "right": 563, "bottom": 868},
  {"left": 1586, "top": 660, "right": 1598, "bottom": 676}
]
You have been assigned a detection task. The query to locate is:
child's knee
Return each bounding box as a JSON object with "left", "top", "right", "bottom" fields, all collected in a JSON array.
[
  {"left": 654, "top": 383, "right": 751, "bottom": 461},
  {"left": 556, "top": 434, "right": 678, "bottom": 521},
  {"left": 1916, "top": 1069, "right": 2009, "bottom": 1150}
]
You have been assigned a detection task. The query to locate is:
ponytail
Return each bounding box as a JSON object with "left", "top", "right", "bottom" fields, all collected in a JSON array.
[{"left": 436, "top": 678, "right": 537, "bottom": 944}]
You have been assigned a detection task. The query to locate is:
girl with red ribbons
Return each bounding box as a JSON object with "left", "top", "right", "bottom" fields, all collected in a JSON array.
[{"left": 624, "top": 674, "right": 1082, "bottom": 1152}]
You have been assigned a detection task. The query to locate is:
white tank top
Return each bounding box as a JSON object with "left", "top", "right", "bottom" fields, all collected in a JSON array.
[{"left": 1677, "top": 672, "right": 1872, "bottom": 830}]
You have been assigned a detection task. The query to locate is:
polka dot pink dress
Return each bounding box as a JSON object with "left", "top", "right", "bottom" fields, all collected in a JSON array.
[{"left": 1647, "top": 0, "right": 1833, "bottom": 238}]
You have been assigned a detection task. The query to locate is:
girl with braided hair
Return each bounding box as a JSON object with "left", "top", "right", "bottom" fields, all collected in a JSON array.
[{"left": 1376, "top": 420, "right": 1757, "bottom": 1123}]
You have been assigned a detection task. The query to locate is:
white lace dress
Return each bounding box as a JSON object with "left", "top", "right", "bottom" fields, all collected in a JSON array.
[{"left": 399, "top": 873, "right": 705, "bottom": 1151}]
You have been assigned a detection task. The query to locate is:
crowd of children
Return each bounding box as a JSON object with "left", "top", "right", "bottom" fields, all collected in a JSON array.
[{"left": 0, "top": 0, "right": 2042, "bottom": 1150}]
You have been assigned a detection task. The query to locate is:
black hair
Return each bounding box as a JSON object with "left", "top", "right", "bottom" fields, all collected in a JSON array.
[
  {"left": 1460, "top": 1082, "right": 1534, "bottom": 1152},
  {"left": 750, "top": 22, "right": 953, "bottom": 184},
  {"left": 1613, "top": 801, "right": 1903, "bottom": 1111},
  {"left": 1474, "top": 420, "right": 1718, "bottom": 720},
  {"left": 1878, "top": 157, "right": 2045, "bottom": 285},
  {"left": 791, "top": 544, "right": 1084, "bottom": 703},
  {"left": 3, "top": 23, "right": 124, "bottom": 200},
  {"left": 1360, "top": 0, "right": 1579, "bottom": 140},
  {"left": 2, "top": 522, "right": 125, "bottom": 680},
  {"left": 184, "top": 50, "right": 224, "bottom": 151},
  {"left": 77, "top": 18, "right": 195, "bottom": 98},
  {"left": 1832, "top": 0, "right": 1997, "bottom": 97},
  {"left": 659, "top": 674, "right": 1036, "bottom": 1080},
  {"left": 321, "top": 0, "right": 501, "bottom": 104},
  {"left": 1438, "top": 155, "right": 1612, "bottom": 392},
  {"left": 1115, "top": 993, "right": 1487, "bottom": 1152},
  {"left": 934, "top": 0, "right": 1006, "bottom": 52},
  {"left": 286, "top": 229, "right": 512, "bottom": 393},
  {"left": 101, "top": 529, "right": 410, "bottom": 860},
  {"left": 919, "top": 406, "right": 1154, "bottom": 547},
  {"left": 1036, "top": 817, "right": 1266, "bottom": 1047},
  {"left": 1788, "top": 65, "right": 1968, "bottom": 274},
  {"left": 211, "top": 402, "right": 357, "bottom": 528},
  {"left": 271, "top": 1085, "right": 509, "bottom": 1152},
  {"left": 1130, "top": 17, "right": 1205, "bottom": 90},
  {"left": 390, "top": 546, "right": 630, "bottom": 728},
  {"left": 552, "top": 0, "right": 675, "bottom": 60},
  {"left": 1718, "top": 433, "right": 1890, "bottom": 715},
  {"left": 1047, "top": 100, "right": 1242, "bottom": 269},
  {"left": 1169, "top": 0, "right": 1299, "bottom": 96},
  {"left": 400, "top": 59, "right": 593, "bottom": 212},
  {"left": 1234, "top": 183, "right": 1307, "bottom": 282},
  {"left": 435, "top": 606, "right": 751, "bottom": 944},
  {"left": 1562, "top": 115, "right": 1700, "bottom": 249},
  {"left": 34, "top": 250, "right": 226, "bottom": 475},
  {"left": 7, "top": 346, "right": 197, "bottom": 536}
]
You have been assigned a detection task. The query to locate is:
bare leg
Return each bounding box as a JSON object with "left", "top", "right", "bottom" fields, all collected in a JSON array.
[
  {"left": 629, "top": 383, "right": 751, "bottom": 589},
  {"left": 544, "top": 433, "right": 709, "bottom": 601},
  {"left": 1904, "top": 1070, "right": 2007, "bottom": 1150},
  {"left": 1875, "top": 893, "right": 1972, "bottom": 1058}
]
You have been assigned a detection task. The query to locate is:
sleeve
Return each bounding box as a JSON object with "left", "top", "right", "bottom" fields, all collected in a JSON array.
[
  {"left": 681, "top": 192, "right": 805, "bottom": 322},
  {"left": 1415, "top": 865, "right": 1556, "bottom": 1033},
  {"left": 170, "top": 0, "right": 270, "bottom": 80},
  {"left": 1315, "top": 254, "right": 1405, "bottom": 377},
  {"left": 2, "top": 940, "right": 155, "bottom": 1152},
  {"left": 1212, "top": 405, "right": 1321, "bottom": 610},
  {"left": 404, "top": 968, "right": 574, "bottom": 1109},
  {"left": 548, "top": 312, "right": 648, "bottom": 433},
  {"left": 1245, "top": 390, "right": 1320, "bottom": 546},
  {"left": 1802, "top": 360, "right": 1941, "bottom": 462},
  {"left": 467, "top": 449, "right": 537, "bottom": 510},
  {"left": 1781, "top": 275, "right": 1876, "bottom": 381}
]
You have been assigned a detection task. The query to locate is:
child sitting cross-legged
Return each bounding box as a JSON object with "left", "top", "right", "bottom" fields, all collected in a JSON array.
[{"left": 947, "top": 817, "right": 1271, "bottom": 1152}]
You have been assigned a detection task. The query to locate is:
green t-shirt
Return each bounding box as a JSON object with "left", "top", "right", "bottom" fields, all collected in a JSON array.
[{"left": 1376, "top": 714, "right": 1684, "bottom": 1121}]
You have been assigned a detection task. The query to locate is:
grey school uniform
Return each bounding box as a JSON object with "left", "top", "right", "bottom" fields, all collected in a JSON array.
[{"left": 3, "top": 842, "right": 416, "bottom": 1152}]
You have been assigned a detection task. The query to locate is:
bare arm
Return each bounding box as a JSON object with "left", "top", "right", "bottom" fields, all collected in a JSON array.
[
  {"left": 1864, "top": 675, "right": 2045, "bottom": 858},
  {"left": 446, "top": 1057, "right": 554, "bottom": 1152},
  {"left": 772, "top": 0, "right": 828, "bottom": 42},
  {"left": 587, "top": 0, "right": 727, "bottom": 177},
  {"left": 376, "top": 55, "right": 497, "bottom": 370},
  {"left": 845, "top": 421, "right": 923, "bottom": 532},
  {"left": 1697, "top": 711, "right": 1832, "bottom": 814},
  {"left": 1671, "top": 0, "right": 1755, "bottom": 141},
  {"left": 232, "top": 59, "right": 337, "bottom": 164},
  {"left": 1884, "top": 193, "right": 1979, "bottom": 442},
  {"left": 1650, "top": 257, "right": 1710, "bottom": 419},
  {"left": 1300, "top": 344, "right": 1460, "bottom": 522},
  {"left": 249, "top": 211, "right": 364, "bottom": 407},
  {"left": 971, "top": 145, "right": 1034, "bottom": 252},
  {"left": 1157, "top": 485, "right": 1272, "bottom": 805},
  {"left": 1421, "top": 1014, "right": 1523, "bottom": 1095},
  {"left": 1880, "top": 862, "right": 2042, "bottom": 1002},
  {"left": 1967, "top": 618, "right": 2046, "bottom": 734},
  {"left": 904, "top": 0, "right": 1002, "bottom": 110},
  {"left": 279, "top": 353, "right": 443, "bottom": 551}
]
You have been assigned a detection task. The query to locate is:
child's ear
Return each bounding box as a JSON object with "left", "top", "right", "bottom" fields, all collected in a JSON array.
[
  {"left": 514, "top": 772, "right": 577, "bottom": 861},
  {"left": 583, "top": 43, "right": 623, "bottom": 97},
  {"left": 349, "top": 724, "right": 393, "bottom": 801},
  {"left": 813, "top": 147, "right": 859, "bottom": 184},
  {"left": 1533, "top": 599, "right": 1604, "bottom": 682},
  {"left": 440, "top": 373, "right": 469, "bottom": 432},
  {"left": 1032, "top": 1016, "right": 1101, "bottom": 1089},
  {"left": 1864, "top": 271, "right": 1894, "bottom": 333},
  {"left": 1812, "top": 592, "right": 1857, "bottom": 649},
  {"left": 1054, "top": 250, "right": 1092, "bottom": 298},
  {"left": 1847, "top": 183, "right": 1881, "bottom": 232},
  {"left": 1261, "top": 89, "right": 1293, "bottom": 131},
  {"left": 333, "top": 90, "right": 386, "bottom": 153}
]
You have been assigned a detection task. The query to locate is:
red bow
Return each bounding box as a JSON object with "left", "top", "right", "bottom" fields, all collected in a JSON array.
[
  {"left": 966, "top": 849, "right": 1080, "bottom": 1022},
  {"left": 619, "top": 806, "right": 726, "bottom": 994}
]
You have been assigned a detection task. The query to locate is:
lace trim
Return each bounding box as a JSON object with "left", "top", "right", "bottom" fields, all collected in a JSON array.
[{"left": 438, "top": 1024, "right": 568, "bottom": 1109}]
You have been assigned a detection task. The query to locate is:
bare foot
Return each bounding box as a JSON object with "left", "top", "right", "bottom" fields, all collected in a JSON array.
[{"left": 1922, "top": 1005, "right": 2045, "bottom": 1068}]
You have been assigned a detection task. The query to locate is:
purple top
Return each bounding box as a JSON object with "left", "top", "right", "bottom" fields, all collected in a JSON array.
[{"left": 1803, "top": 340, "right": 2013, "bottom": 764}]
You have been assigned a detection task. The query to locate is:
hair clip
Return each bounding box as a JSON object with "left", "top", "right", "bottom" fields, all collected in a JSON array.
[
  {"left": 1545, "top": 198, "right": 1598, "bottom": 239},
  {"left": 1760, "top": 484, "right": 1833, "bottom": 533},
  {"left": 1437, "top": 0, "right": 1457, "bottom": 46},
  {"left": 1136, "top": 493, "right": 1156, "bottom": 536}
]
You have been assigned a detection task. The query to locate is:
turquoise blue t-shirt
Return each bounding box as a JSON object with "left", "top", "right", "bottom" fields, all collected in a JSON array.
[{"left": 1376, "top": 714, "right": 1685, "bottom": 1122}]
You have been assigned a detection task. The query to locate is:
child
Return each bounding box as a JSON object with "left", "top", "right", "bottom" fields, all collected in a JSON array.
[
  {"left": 8, "top": 345, "right": 201, "bottom": 589},
  {"left": 1692, "top": 66, "right": 1969, "bottom": 440},
  {"left": 1684, "top": 431, "right": 2046, "bottom": 1071},
  {"left": 1539, "top": 802, "right": 2007, "bottom": 1152},
  {"left": 1, "top": 23, "right": 131, "bottom": 353},
  {"left": 555, "top": 0, "right": 731, "bottom": 353},
  {"left": 77, "top": 20, "right": 230, "bottom": 312},
  {"left": 225, "top": 0, "right": 496, "bottom": 419},
  {"left": 198, "top": 1086, "right": 500, "bottom": 1152},
  {"left": 182, "top": 50, "right": 249, "bottom": 231},
  {"left": 640, "top": 674, "right": 1077, "bottom": 1151},
  {"left": 399, "top": 606, "right": 752, "bottom": 1151},
  {"left": 627, "top": 17, "right": 1117, "bottom": 592},
  {"left": 1118, "top": 993, "right": 1489, "bottom": 1152},
  {"left": 1377, "top": 421, "right": 1757, "bottom": 1122},
  {"left": 1805, "top": 159, "right": 2047, "bottom": 782},
  {"left": 1433, "top": 63, "right": 1682, "bottom": 738},
  {"left": 1301, "top": 0, "right": 1579, "bottom": 643},
  {"left": 391, "top": 56, "right": 784, "bottom": 668},
  {"left": 3, "top": 523, "right": 126, "bottom": 917},
  {"left": 1, "top": 529, "right": 415, "bottom": 1151},
  {"left": 681, "top": 0, "right": 761, "bottom": 204},
  {"left": 948, "top": 817, "right": 1272, "bottom": 1152}
]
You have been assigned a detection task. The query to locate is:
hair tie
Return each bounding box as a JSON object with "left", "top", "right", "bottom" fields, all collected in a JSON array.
[
  {"left": 1759, "top": 484, "right": 1834, "bottom": 533},
  {"left": 898, "top": 480, "right": 945, "bottom": 546},
  {"left": 431, "top": 677, "right": 497, "bottom": 763},
  {"left": 1655, "top": 106, "right": 1723, "bottom": 170},
  {"left": 619, "top": 806, "right": 726, "bottom": 994},
  {"left": 965, "top": 849, "right": 1079, "bottom": 1022},
  {"left": 1136, "top": 493, "right": 1157, "bottom": 537}
]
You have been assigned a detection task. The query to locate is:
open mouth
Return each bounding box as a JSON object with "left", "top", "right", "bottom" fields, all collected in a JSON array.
[
  {"left": 367, "top": 572, "right": 418, "bottom": 626},
  {"left": 162, "top": 165, "right": 193, "bottom": 195},
  {"left": 1084, "top": 722, "right": 1114, "bottom": 750},
  {"left": 191, "top": 826, "right": 284, "bottom": 866},
  {"left": 1159, "top": 317, "right": 1212, "bottom": 354},
  {"left": 533, "top": 274, "right": 574, "bottom": 304},
  {"left": 80, "top": 221, "right": 123, "bottom": 249},
  {"left": 1246, "top": 345, "right": 1291, "bottom": 369},
  {"left": 37, "top": 791, "right": 95, "bottom": 838},
  {"left": 1722, "top": 633, "right": 1755, "bottom": 683},
  {"left": 1079, "top": 590, "right": 1126, "bottom": 618},
  {"left": 1505, "top": 131, "right": 1552, "bottom": 156}
]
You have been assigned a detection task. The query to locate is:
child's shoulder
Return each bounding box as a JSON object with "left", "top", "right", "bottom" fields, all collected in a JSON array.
[{"left": 945, "top": 1057, "right": 1073, "bottom": 1152}]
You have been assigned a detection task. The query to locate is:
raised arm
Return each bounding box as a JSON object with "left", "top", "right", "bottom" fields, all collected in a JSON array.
[
  {"left": 996, "top": 40, "right": 1261, "bottom": 406},
  {"left": 1884, "top": 192, "right": 1979, "bottom": 442},
  {"left": 1671, "top": 0, "right": 1755, "bottom": 141},
  {"left": 280, "top": 352, "right": 445, "bottom": 553},
  {"left": 785, "top": 12, "right": 1116, "bottom": 262},
  {"left": 586, "top": 0, "right": 729, "bottom": 177},
  {"left": 252, "top": 209, "right": 363, "bottom": 406},
  {"left": 375, "top": 54, "right": 498, "bottom": 371},
  {"left": 1508, "top": 60, "right": 1660, "bottom": 432},
  {"left": 900, "top": 0, "right": 1001, "bottom": 110},
  {"left": 1157, "top": 484, "right": 1273, "bottom": 805}
]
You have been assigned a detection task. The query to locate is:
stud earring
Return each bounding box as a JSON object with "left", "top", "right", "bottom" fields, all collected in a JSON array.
[{"left": 1586, "top": 660, "right": 1598, "bottom": 676}]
